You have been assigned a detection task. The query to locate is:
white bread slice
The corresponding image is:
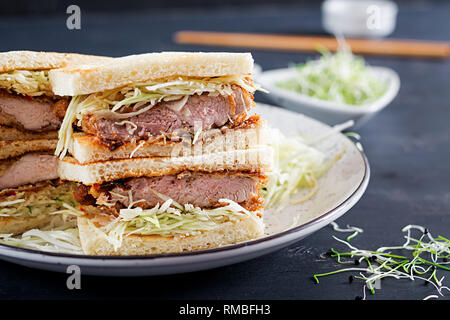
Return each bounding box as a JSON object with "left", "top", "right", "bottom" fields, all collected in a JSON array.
[
  {"left": 0, "top": 139, "right": 57, "bottom": 160},
  {"left": 70, "top": 118, "right": 269, "bottom": 164},
  {"left": 77, "top": 213, "right": 264, "bottom": 255},
  {"left": 0, "top": 125, "right": 58, "bottom": 141},
  {"left": 58, "top": 146, "right": 273, "bottom": 185},
  {"left": 0, "top": 51, "right": 111, "bottom": 73},
  {"left": 49, "top": 52, "right": 254, "bottom": 96}
]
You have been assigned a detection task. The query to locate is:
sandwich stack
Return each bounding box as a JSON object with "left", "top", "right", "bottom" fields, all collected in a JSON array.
[
  {"left": 51, "top": 52, "right": 273, "bottom": 255},
  {"left": 0, "top": 51, "right": 109, "bottom": 234}
]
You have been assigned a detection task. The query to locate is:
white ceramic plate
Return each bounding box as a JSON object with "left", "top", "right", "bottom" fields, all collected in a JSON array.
[
  {"left": 257, "top": 66, "right": 400, "bottom": 128},
  {"left": 0, "top": 104, "right": 370, "bottom": 276}
]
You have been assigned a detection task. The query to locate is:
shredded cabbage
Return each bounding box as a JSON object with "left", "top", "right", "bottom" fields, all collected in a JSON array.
[
  {"left": 262, "top": 129, "right": 328, "bottom": 208},
  {"left": 262, "top": 120, "right": 354, "bottom": 209},
  {"left": 276, "top": 48, "right": 389, "bottom": 106},
  {"left": 0, "top": 183, "right": 83, "bottom": 254},
  {"left": 56, "top": 75, "right": 262, "bottom": 158},
  {"left": 129, "top": 140, "right": 146, "bottom": 159},
  {"left": 0, "top": 70, "right": 52, "bottom": 96},
  {"left": 90, "top": 198, "right": 262, "bottom": 251},
  {"left": 114, "top": 120, "right": 138, "bottom": 134},
  {"left": 0, "top": 183, "right": 81, "bottom": 218},
  {"left": 0, "top": 227, "right": 83, "bottom": 254}
]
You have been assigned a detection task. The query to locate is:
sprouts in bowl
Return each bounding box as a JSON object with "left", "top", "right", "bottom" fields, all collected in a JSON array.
[{"left": 258, "top": 50, "right": 400, "bottom": 128}]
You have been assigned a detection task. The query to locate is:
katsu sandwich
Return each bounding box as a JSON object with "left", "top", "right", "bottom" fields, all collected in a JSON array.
[
  {"left": 51, "top": 52, "right": 272, "bottom": 255},
  {"left": 0, "top": 51, "right": 109, "bottom": 233}
]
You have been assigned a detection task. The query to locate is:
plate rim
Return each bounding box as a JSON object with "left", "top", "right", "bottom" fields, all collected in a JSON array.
[{"left": 0, "top": 107, "right": 370, "bottom": 262}]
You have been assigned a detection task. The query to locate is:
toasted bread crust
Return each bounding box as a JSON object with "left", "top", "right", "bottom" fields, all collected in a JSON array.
[
  {"left": 58, "top": 146, "right": 273, "bottom": 185},
  {"left": 0, "top": 125, "right": 58, "bottom": 141},
  {"left": 0, "top": 139, "right": 57, "bottom": 160}
]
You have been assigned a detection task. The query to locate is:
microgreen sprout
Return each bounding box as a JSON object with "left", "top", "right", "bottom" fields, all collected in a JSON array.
[
  {"left": 314, "top": 222, "right": 450, "bottom": 300},
  {"left": 276, "top": 48, "right": 389, "bottom": 106},
  {"left": 330, "top": 221, "right": 363, "bottom": 243}
]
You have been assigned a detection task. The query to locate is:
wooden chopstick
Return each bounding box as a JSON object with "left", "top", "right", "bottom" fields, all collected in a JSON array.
[{"left": 174, "top": 31, "right": 450, "bottom": 59}]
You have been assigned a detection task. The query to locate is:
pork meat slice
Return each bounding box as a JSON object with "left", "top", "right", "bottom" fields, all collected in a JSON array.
[
  {"left": 0, "top": 90, "right": 65, "bottom": 131},
  {"left": 0, "top": 153, "right": 58, "bottom": 189},
  {"left": 81, "top": 86, "right": 253, "bottom": 142},
  {"left": 92, "top": 172, "right": 262, "bottom": 210}
]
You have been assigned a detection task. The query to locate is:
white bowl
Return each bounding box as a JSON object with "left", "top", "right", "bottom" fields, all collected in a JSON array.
[
  {"left": 322, "top": 0, "right": 398, "bottom": 38},
  {"left": 257, "top": 66, "right": 400, "bottom": 128}
]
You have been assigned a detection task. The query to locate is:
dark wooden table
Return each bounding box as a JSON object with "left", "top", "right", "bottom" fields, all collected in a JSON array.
[{"left": 0, "top": 2, "right": 449, "bottom": 300}]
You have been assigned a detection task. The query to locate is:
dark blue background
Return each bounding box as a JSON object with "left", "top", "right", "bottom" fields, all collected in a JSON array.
[{"left": 0, "top": 0, "right": 449, "bottom": 300}]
